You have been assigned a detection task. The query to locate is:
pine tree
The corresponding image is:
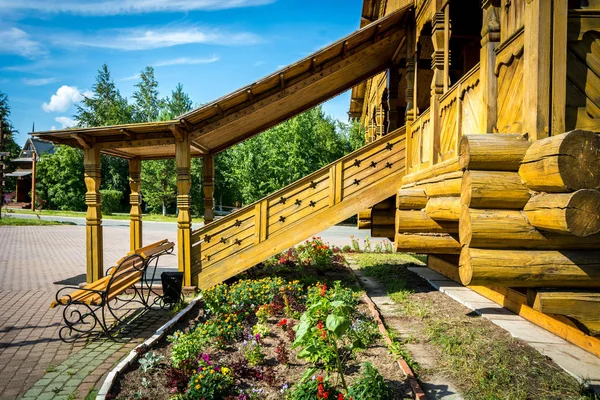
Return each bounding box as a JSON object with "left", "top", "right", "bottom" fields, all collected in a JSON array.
[
  {"left": 133, "top": 66, "right": 162, "bottom": 123},
  {"left": 160, "top": 83, "right": 193, "bottom": 120},
  {"left": 75, "top": 64, "right": 133, "bottom": 127},
  {"left": 0, "top": 90, "right": 22, "bottom": 193}
]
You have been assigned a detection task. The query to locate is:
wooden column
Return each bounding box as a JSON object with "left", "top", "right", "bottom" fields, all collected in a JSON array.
[
  {"left": 405, "top": 25, "right": 416, "bottom": 172},
  {"left": 84, "top": 147, "right": 103, "bottom": 282},
  {"left": 387, "top": 65, "right": 400, "bottom": 132},
  {"left": 480, "top": 0, "right": 500, "bottom": 132},
  {"left": 129, "top": 158, "right": 142, "bottom": 251},
  {"left": 176, "top": 134, "right": 192, "bottom": 286},
  {"left": 430, "top": 9, "right": 449, "bottom": 163},
  {"left": 30, "top": 151, "right": 36, "bottom": 211},
  {"left": 523, "top": 0, "right": 552, "bottom": 140},
  {"left": 203, "top": 153, "right": 215, "bottom": 223}
]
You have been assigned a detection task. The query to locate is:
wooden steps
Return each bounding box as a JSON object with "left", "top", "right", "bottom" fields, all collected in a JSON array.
[{"left": 190, "top": 127, "right": 407, "bottom": 289}]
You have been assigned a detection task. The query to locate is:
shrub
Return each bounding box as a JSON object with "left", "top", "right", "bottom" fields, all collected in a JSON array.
[
  {"left": 100, "top": 189, "right": 122, "bottom": 215},
  {"left": 347, "top": 362, "right": 392, "bottom": 400},
  {"left": 168, "top": 330, "right": 209, "bottom": 367}
]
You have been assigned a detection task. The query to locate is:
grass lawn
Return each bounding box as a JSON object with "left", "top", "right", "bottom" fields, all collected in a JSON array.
[
  {"left": 2, "top": 208, "right": 204, "bottom": 223},
  {"left": 0, "top": 216, "right": 76, "bottom": 226},
  {"left": 353, "top": 253, "right": 597, "bottom": 400}
]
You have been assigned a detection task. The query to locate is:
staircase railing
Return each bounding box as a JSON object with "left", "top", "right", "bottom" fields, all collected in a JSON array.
[{"left": 190, "top": 126, "right": 406, "bottom": 288}]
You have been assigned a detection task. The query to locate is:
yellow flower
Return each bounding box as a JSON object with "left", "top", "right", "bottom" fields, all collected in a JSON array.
[
  {"left": 222, "top": 367, "right": 231, "bottom": 375},
  {"left": 210, "top": 369, "right": 215, "bottom": 374},
  {"left": 195, "top": 384, "right": 200, "bottom": 389}
]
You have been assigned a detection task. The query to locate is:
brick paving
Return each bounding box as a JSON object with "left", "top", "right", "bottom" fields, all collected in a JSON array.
[{"left": 0, "top": 224, "right": 178, "bottom": 399}]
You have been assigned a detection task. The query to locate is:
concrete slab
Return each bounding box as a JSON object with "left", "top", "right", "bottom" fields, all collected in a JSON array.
[{"left": 409, "top": 266, "right": 600, "bottom": 391}]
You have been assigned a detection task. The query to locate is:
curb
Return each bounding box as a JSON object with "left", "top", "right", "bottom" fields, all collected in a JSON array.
[{"left": 96, "top": 294, "right": 202, "bottom": 400}]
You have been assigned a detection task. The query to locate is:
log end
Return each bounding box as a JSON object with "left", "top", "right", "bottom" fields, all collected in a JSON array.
[
  {"left": 566, "top": 189, "right": 600, "bottom": 237},
  {"left": 458, "top": 247, "right": 473, "bottom": 286}
]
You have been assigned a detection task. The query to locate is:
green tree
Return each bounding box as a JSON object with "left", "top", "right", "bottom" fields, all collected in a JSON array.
[
  {"left": 133, "top": 66, "right": 162, "bottom": 123},
  {"left": 160, "top": 83, "right": 193, "bottom": 120},
  {"left": 75, "top": 64, "right": 133, "bottom": 195},
  {"left": 139, "top": 81, "right": 193, "bottom": 215},
  {"left": 220, "top": 106, "right": 350, "bottom": 205},
  {"left": 0, "top": 90, "right": 22, "bottom": 193},
  {"left": 75, "top": 64, "right": 134, "bottom": 127},
  {"left": 35, "top": 146, "right": 86, "bottom": 210}
]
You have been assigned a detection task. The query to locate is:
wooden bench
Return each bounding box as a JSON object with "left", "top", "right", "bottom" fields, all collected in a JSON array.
[{"left": 51, "top": 239, "right": 175, "bottom": 342}]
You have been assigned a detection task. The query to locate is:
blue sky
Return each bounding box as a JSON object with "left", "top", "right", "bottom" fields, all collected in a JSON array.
[{"left": 0, "top": 0, "right": 363, "bottom": 146}]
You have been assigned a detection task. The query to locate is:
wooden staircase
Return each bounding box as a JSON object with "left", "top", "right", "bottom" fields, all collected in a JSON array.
[{"left": 189, "top": 127, "right": 406, "bottom": 288}]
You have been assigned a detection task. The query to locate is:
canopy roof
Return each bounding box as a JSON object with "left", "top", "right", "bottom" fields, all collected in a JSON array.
[{"left": 32, "top": 6, "right": 411, "bottom": 160}]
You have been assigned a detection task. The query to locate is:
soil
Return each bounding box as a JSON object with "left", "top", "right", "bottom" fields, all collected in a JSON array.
[{"left": 108, "top": 263, "right": 413, "bottom": 400}]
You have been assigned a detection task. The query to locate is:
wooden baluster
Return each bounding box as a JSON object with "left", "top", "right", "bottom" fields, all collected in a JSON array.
[
  {"left": 129, "top": 157, "right": 142, "bottom": 251},
  {"left": 203, "top": 153, "right": 215, "bottom": 223},
  {"left": 329, "top": 161, "right": 343, "bottom": 207},
  {"left": 254, "top": 201, "right": 268, "bottom": 244},
  {"left": 84, "top": 147, "right": 103, "bottom": 282}
]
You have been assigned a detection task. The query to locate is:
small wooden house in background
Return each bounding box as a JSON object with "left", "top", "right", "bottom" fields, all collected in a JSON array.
[{"left": 5, "top": 137, "right": 54, "bottom": 206}]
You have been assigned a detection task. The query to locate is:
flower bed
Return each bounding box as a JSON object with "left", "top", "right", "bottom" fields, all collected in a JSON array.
[{"left": 108, "top": 238, "right": 411, "bottom": 400}]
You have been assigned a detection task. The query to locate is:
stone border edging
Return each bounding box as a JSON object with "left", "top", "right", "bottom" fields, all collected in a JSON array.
[{"left": 96, "top": 294, "right": 202, "bottom": 400}]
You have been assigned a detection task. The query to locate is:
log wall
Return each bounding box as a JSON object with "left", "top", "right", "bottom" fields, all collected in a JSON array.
[{"left": 396, "top": 131, "right": 600, "bottom": 339}]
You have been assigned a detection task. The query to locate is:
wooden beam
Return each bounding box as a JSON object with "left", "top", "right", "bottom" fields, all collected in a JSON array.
[
  {"left": 120, "top": 128, "right": 136, "bottom": 140},
  {"left": 279, "top": 73, "right": 286, "bottom": 89},
  {"left": 397, "top": 188, "right": 428, "bottom": 210},
  {"left": 83, "top": 147, "right": 103, "bottom": 282},
  {"left": 459, "top": 134, "right": 530, "bottom": 171},
  {"left": 391, "top": 36, "right": 407, "bottom": 65},
  {"left": 311, "top": 58, "right": 317, "bottom": 74},
  {"left": 214, "top": 104, "right": 224, "bottom": 117},
  {"left": 169, "top": 125, "right": 185, "bottom": 142},
  {"left": 180, "top": 118, "right": 194, "bottom": 132},
  {"left": 96, "top": 137, "right": 176, "bottom": 150},
  {"left": 531, "top": 290, "right": 600, "bottom": 336},
  {"left": 246, "top": 88, "right": 255, "bottom": 101},
  {"left": 71, "top": 134, "right": 94, "bottom": 149},
  {"left": 341, "top": 40, "right": 349, "bottom": 58},
  {"left": 190, "top": 140, "right": 210, "bottom": 154}
]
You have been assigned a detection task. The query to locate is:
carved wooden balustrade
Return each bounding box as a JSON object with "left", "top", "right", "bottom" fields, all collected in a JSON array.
[{"left": 189, "top": 127, "right": 407, "bottom": 288}]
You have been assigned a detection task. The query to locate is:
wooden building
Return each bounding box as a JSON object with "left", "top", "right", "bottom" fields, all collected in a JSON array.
[
  {"left": 34, "top": 0, "right": 600, "bottom": 356},
  {"left": 5, "top": 137, "right": 54, "bottom": 205}
]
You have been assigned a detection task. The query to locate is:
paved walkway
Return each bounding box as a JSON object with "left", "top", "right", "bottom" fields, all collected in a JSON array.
[{"left": 0, "top": 219, "right": 383, "bottom": 399}]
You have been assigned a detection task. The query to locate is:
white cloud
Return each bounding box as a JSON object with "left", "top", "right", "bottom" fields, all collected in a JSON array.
[
  {"left": 2, "top": 0, "right": 275, "bottom": 15},
  {"left": 120, "top": 73, "right": 140, "bottom": 81},
  {"left": 58, "top": 26, "right": 260, "bottom": 51},
  {"left": 23, "top": 77, "right": 56, "bottom": 86},
  {"left": 0, "top": 28, "right": 45, "bottom": 58},
  {"left": 42, "top": 85, "right": 92, "bottom": 113},
  {"left": 51, "top": 126, "right": 57, "bottom": 131},
  {"left": 153, "top": 55, "right": 219, "bottom": 67},
  {"left": 54, "top": 116, "right": 78, "bottom": 128}
]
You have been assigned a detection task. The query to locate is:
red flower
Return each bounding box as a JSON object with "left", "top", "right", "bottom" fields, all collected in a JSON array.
[
  {"left": 316, "top": 321, "right": 324, "bottom": 331},
  {"left": 317, "top": 376, "right": 323, "bottom": 383},
  {"left": 320, "top": 284, "right": 327, "bottom": 296},
  {"left": 277, "top": 318, "right": 288, "bottom": 329}
]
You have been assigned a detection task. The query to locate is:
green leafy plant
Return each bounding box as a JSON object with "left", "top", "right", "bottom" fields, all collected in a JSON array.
[
  {"left": 290, "top": 375, "right": 342, "bottom": 400},
  {"left": 350, "top": 236, "right": 361, "bottom": 252},
  {"left": 293, "top": 283, "right": 356, "bottom": 390},
  {"left": 187, "top": 354, "right": 235, "bottom": 400},
  {"left": 241, "top": 334, "right": 266, "bottom": 366},
  {"left": 347, "top": 313, "right": 380, "bottom": 351},
  {"left": 347, "top": 362, "right": 393, "bottom": 400},
  {"left": 168, "top": 330, "right": 209, "bottom": 367},
  {"left": 252, "top": 323, "right": 271, "bottom": 337},
  {"left": 256, "top": 304, "right": 271, "bottom": 323},
  {"left": 383, "top": 240, "right": 394, "bottom": 253},
  {"left": 138, "top": 351, "right": 164, "bottom": 373}
]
